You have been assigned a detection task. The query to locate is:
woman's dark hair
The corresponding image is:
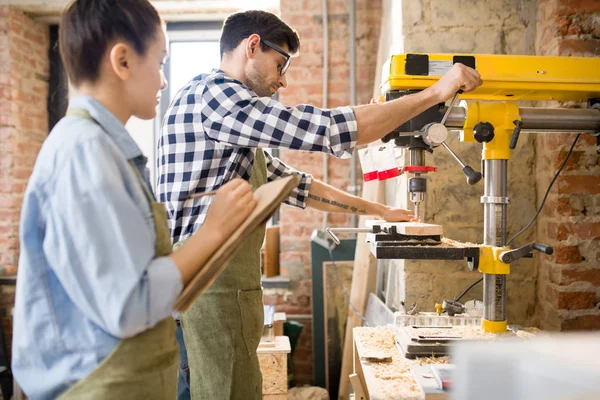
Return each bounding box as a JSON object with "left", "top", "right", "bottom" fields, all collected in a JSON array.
[
  {"left": 59, "top": 0, "right": 162, "bottom": 86},
  {"left": 220, "top": 10, "right": 300, "bottom": 58}
]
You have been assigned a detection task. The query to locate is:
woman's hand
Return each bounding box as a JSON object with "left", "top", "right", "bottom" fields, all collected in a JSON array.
[{"left": 203, "top": 179, "right": 257, "bottom": 241}]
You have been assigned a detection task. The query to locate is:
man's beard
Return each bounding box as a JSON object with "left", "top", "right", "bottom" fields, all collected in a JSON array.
[{"left": 247, "top": 67, "right": 274, "bottom": 97}]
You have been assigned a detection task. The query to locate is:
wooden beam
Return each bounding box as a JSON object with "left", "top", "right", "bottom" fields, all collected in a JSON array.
[{"left": 338, "top": 180, "right": 385, "bottom": 400}]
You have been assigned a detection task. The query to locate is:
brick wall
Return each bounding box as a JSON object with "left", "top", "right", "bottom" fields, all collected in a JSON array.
[
  {"left": 535, "top": 0, "right": 600, "bottom": 331},
  {"left": 0, "top": 7, "right": 49, "bottom": 359},
  {"left": 275, "top": 0, "right": 382, "bottom": 385}
]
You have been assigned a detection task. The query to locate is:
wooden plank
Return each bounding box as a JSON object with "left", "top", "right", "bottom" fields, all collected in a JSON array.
[
  {"left": 274, "top": 312, "right": 286, "bottom": 337},
  {"left": 395, "top": 223, "right": 443, "bottom": 236},
  {"left": 264, "top": 226, "right": 280, "bottom": 277},
  {"left": 324, "top": 261, "right": 354, "bottom": 397},
  {"left": 353, "top": 327, "right": 429, "bottom": 400},
  {"left": 257, "top": 336, "right": 291, "bottom": 354},
  {"left": 364, "top": 220, "right": 443, "bottom": 236},
  {"left": 349, "top": 373, "right": 368, "bottom": 400},
  {"left": 338, "top": 180, "right": 386, "bottom": 400}
]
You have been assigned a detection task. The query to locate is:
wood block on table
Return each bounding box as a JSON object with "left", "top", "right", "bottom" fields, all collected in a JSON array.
[
  {"left": 273, "top": 312, "right": 286, "bottom": 337},
  {"left": 258, "top": 336, "right": 291, "bottom": 395},
  {"left": 365, "top": 220, "right": 443, "bottom": 236}
]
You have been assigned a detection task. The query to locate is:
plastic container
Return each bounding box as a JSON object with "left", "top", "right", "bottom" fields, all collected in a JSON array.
[{"left": 394, "top": 311, "right": 481, "bottom": 328}]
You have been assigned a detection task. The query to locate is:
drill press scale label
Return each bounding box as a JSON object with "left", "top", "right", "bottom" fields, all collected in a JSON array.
[{"left": 428, "top": 60, "right": 452, "bottom": 76}]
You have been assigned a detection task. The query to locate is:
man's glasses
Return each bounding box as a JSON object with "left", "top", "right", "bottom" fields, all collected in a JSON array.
[{"left": 261, "top": 39, "right": 291, "bottom": 76}]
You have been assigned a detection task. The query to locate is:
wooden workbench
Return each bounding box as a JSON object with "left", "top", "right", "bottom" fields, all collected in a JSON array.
[{"left": 352, "top": 327, "right": 449, "bottom": 400}]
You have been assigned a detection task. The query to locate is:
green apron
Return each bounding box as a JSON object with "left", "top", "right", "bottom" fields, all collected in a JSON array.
[
  {"left": 59, "top": 108, "right": 178, "bottom": 399},
  {"left": 179, "top": 149, "right": 267, "bottom": 400}
]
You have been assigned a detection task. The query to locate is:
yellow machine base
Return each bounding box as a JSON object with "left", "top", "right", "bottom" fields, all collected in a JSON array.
[{"left": 482, "top": 319, "right": 508, "bottom": 333}]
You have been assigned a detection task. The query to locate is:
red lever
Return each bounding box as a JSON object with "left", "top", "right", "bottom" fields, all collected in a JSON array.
[{"left": 399, "top": 166, "right": 437, "bottom": 174}]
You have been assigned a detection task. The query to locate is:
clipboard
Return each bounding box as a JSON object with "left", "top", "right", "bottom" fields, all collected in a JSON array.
[{"left": 174, "top": 175, "right": 300, "bottom": 312}]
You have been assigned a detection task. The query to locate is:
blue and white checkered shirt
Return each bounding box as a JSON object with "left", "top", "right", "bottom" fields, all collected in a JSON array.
[{"left": 157, "top": 70, "right": 358, "bottom": 244}]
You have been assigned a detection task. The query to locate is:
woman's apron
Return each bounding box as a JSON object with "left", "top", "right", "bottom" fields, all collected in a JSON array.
[
  {"left": 59, "top": 108, "right": 178, "bottom": 399},
  {"left": 179, "top": 149, "right": 267, "bottom": 400}
]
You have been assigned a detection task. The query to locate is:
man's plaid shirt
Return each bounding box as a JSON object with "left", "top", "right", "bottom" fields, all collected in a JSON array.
[{"left": 157, "top": 70, "right": 358, "bottom": 244}]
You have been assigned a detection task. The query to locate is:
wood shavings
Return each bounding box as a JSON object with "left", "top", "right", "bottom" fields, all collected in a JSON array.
[
  {"left": 354, "top": 327, "right": 423, "bottom": 399},
  {"left": 361, "top": 351, "right": 393, "bottom": 362},
  {"left": 515, "top": 327, "right": 542, "bottom": 339},
  {"left": 441, "top": 237, "right": 481, "bottom": 248},
  {"left": 406, "top": 325, "right": 497, "bottom": 340},
  {"left": 413, "top": 237, "right": 481, "bottom": 249},
  {"left": 414, "top": 355, "right": 449, "bottom": 366}
]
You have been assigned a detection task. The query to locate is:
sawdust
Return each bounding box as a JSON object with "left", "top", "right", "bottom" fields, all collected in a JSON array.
[
  {"left": 440, "top": 237, "right": 481, "bottom": 248},
  {"left": 413, "top": 355, "right": 450, "bottom": 366},
  {"left": 355, "top": 327, "right": 442, "bottom": 399},
  {"left": 412, "top": 237, "right": 481, "bottom": 248},
  {"left": 515, "top": 326, "right": 542, "bottom": 339},
  {"left": 406, "top": 325, "right": 498, "bottom": 340}
]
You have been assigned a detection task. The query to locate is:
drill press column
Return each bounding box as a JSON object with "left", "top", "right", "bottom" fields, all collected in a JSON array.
[{"left": 482, "top": 160, "right": 508, "bottom": 323}]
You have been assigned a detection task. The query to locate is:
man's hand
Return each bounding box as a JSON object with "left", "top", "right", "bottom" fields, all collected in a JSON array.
[
  {"left": 430, "top": 63, "right": 482, "bottom": 102},
  {"left": 353, "top": 63, "right": 482, "bottom": 146},
  {"left": 378, "top": 206, "right": 414, "bottom": 222}
]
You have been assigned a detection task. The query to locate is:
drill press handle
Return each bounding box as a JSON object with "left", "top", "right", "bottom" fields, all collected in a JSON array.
[
  {"left": 499, "top": 242, "right": 554, "bottom": 263},
  {"left": 436, "top": 92, "right": 483, "bottom": 185}
]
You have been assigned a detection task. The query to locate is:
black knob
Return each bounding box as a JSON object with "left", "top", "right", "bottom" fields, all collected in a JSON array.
[
  {"left": 474, "top": 122, "right": 495, "bottom": 143},
  {"left": 532, "top": 243, "right": 554, "bottom": 255},
  {"left": 463, "top": 166, "right": 482, "bottom": 185},
  {"left": 509, "top": 120, "right": 523, "bottom": 149}
]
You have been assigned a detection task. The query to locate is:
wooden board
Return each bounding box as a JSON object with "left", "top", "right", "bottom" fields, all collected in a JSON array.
[
  {"left": 352, "top": 327, "right": 424, "bottom": 400},
  {"left": 323, "top": 261, "right": 354, "bottom": 398},
  {"left": 365, "top": 220, "right": 443, "bottom": 236},
  {"left": 174, "top": 176, "right": 299, "bottom": 311},
  {"left": 395, "top": 223, "right": 443, "bottom": 236},
  {"left": 338, "top": 180, "right": 386, "bottom": 400},
  {"left": 274, "top": 312, "right": 286, "bottom": 337},
  {"left": 264, "top": 226, "right": 280, "bottom": 277}
]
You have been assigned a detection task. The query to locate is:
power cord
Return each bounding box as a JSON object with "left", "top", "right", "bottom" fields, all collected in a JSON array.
[
  {"left": 507, "top": 133, "right": 581, "bottom": 246},
  {"left": 453, "top": 133, "right": 581, "bottom": 304},
  {"left": 327, "top": 246, "right": 369, "bottom": 326},
  {"left": 454, "top": 277, "right": 483, "bottom": 303}
]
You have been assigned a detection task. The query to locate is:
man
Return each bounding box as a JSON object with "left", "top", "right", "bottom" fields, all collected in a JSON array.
[{"left": 157, "top": 10, "right": 481, "bottom": 399}]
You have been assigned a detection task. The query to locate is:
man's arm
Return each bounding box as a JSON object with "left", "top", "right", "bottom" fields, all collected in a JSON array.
[
  {"left": 353, "top": 63, "right": 482, "bottom": 145},
  {"left": 306, "top": 179, "right": 413, "bottom": 222}
]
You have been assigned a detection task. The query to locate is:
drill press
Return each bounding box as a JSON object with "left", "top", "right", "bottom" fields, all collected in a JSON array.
[
  {"left": 382, "top": 88, "right": 482, "bottom": 221},
  {"left": 375, "top": 53, "right": 600, "bottom": 333}
]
